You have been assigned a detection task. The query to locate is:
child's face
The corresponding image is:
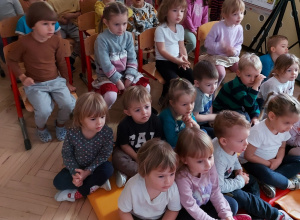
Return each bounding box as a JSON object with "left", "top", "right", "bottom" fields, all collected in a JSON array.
[
  {"left": 81, "top": 115, "right": 106, "bottom": 135},
  {"left": 124, "top": 100, "right": 152, "bottom": 124},
  {"left": 220, "top": 125, "right": 249, "bottom": 155},
  {"left": 224, "top": 10, "right": 244, "bottom": 26},
  {"left": 237, "top": 66, "right": 261, "bottom": 88},
  {"left": 271, "top": 39, "right": 289, "bottom": 56},
  {"left": 104, "top": 13, "right": 128, "bottom": 36},
  {"left": 279, "top": 63, "right": 299, "bottom": 82},
  {"left": 182, "top": 154, "right": 214, "bottom": 177},
  {"left": 195, "top": 78, "right": 218, "bottom": 95},
  {"left": 103, "top": 0, "right": 115, "bottom": 5},
  {"left": 132, "top": 0, "right": 145, "bottom": 8},
  {"left": 167, "top": 6, "right": 185, "bottom": 25},
  {"left": 269, "top": 112, "right": 300, "bottom": 134},
  {"left": 170, "top": 93, "right": 195, "bottom": 117},
  {"left": 32, "top": 20, "right": 56, "bottom": 42},
  {"left": 144, "top": 167, "right": 175, "bottom": 193}
]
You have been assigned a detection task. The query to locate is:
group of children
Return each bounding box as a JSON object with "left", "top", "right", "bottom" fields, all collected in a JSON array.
[{"left": 2, "top": 0, "right": 300, "bottom": 219}]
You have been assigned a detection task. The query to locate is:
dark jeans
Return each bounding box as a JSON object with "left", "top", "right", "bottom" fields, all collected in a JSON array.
[
  {"left": 200, "top": 123, "right": 215, "bottom": 139},
  {"left": 156, "top": 60, "right": 194, "bottom": 98},
  {"left": 235, "top": 110, "right": 251, "bottom": 122},
  {"left": 176, "top": 195, "right": 238, "bottom": 219},
  {"left": 243, "top": 154, "right": 300, "bottom": 189},
  {"left": 53, "top": 161, "right": 114, "bottom": 196}
]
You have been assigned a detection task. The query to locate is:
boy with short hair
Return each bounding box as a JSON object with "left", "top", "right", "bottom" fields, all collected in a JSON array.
[
  {"left": 260, "top": 35, "right": 289, "bottom": 78},
  {"left": 193, "top": 60, "right": 218, "bottom": 138},
  {"left": 112, "top": 86, "right": 163, "bottom": 187},
  {"left": 213, "top": 110, "right": 293, "bottom": 220},
  {"left": 213, "top": 53, "right": 265, "bottom": 125},
  {"left": 7, "top": 2, "right": 76, "bottom": 143}
]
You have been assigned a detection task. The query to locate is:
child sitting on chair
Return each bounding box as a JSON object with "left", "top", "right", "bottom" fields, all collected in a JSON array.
[
  {"left": 6, "top": 2, "right": 76, "bottom": 143},
  {"left": 112, "top": 86, "right": 163, "bottom": 188},
  {"left": 118, "top": 139, "right": 181, "bottom": 220}
]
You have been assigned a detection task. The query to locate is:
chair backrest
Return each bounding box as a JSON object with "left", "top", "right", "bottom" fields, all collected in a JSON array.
[
  {"left": 84, "top": 33, "right": 98, "bottom": 56},
  {"left": 19, "top": 0, "right": 29, "bottom": 13},
  {"left": 78, "top": 11, "right": 96, "bottom": 31},
  {"left": 80, "top": 0, "right": 97, "bottom": 14},
  {"left": 138, "top": 27, "right": 156, "bottom": 51},
  {"left": 0, "top": 15, "right": 22, "bottom": 38}
]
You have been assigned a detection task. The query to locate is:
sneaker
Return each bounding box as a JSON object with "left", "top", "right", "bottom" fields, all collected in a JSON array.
[
  {"left": 55, "top": 121, "right": 67, "bottom": 141},
  {"left": 233, "top": 214, "right": 252, "bottom": 220},
  {"left": 90, "top": 185, "right": 100, "bottom": 194},
  {"left": 54, "top": 189, "right": 76, "bottom": 202},
  {"left": 260, "top": 183, "right": 276, "bottom": 198},
  {"left": 116, "top": 171, "right": 127, "bottom": 188},
  {"left": 37, "top": 127, "right": 52, "bottom": 143},
  {"left": 278, "top": 210, "right": 293, "bottom": 220},
  {"left": 100, "top": 179, "right": 111, "bottom": 191}
]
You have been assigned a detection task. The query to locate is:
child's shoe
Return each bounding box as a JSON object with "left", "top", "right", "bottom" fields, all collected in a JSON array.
[
  {"left": 277, "top": 210, "right": 293, "bottom": 220},
  {"left": 116, "top": 171, "right": 127, "bottom": 188},
  {"left": 37, "top": 127, "right": 52, "bottom": 143},
  {"left": 100, "top": 179, "right": 111, "bottom": 191},
  {"left": 288, "top": 175, "right": 300, "bottom": 190},
  {"left": 55, "top": 122, "right": 67, "bottom": 141},
  {"left": 260, "top": 183, "right": 276, "bottom": 198},
  {"left": 233, "top": 214, "right": 252, "bottom": 220},
  {"left": 54, "top": 189, "right": 76, "bottom": 202}
]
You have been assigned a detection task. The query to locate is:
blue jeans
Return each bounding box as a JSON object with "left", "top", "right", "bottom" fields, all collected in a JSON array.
[
  {"left": 53, "top": 161, "right": 114, "bottom": 196},
  {"left": 243, "top": 154, "right": 300, "bottom": 189},
  {"left": 184, "top": 29, "right": 197, "bottom": 55}
]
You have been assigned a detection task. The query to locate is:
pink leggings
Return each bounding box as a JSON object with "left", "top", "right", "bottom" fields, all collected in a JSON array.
[{"left": 216, "top": 62, "right": 238, "bottom": 86}]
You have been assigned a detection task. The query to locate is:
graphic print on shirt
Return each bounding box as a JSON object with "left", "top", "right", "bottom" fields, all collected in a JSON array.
[
  {"left": 193, "top": 183, "right": 212, "bottom": 206},
  {"left": 129, "top": 132, "right": 155, "bottom": 149}
]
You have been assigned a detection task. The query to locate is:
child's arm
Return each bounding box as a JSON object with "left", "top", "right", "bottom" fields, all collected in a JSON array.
[
  {"left": 269, "top": 142, "right": 286, "bottom": 170},
  {"left": 193, "top": 112, "right": 216, "bottom": 123},
  {"left": 124, "top": 32, "right": 139, "bottom": 81},
  {"left": 231, "top": 25, "right": 243, "bottom": 56},
  {"left": 159, "top": 110, "right": 178, "bottom": 148},
  {"left": 182, "top": 114, "right": 200, "bottom": 129},
  {"left": 119, "top": 210, "right": 134, "bottom": 220},
  {"left": 61, "top": 12, "right": 81, "bottom": 22},
  {"left": 244, "top": 143, "right": 271, "bottom": 167},
  {"left": 121, "top": 144, "right": 137, "bottom": 161},
  {"left": 161, "top": 210, "right": 179, "bottom": 220},
  {"left": 13, "top": 0, "right": 24, "bottom": 15}
]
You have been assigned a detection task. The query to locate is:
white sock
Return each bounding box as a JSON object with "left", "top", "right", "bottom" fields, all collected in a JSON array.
[
  {"left": 90, "top": 185, "right": 100, "bottom": 194},
  {"left": 287, "top": 180, "right": 295, "bottom": 189},
  {"left": 103, "top": 91, "right": 117, "bottom": 109}
]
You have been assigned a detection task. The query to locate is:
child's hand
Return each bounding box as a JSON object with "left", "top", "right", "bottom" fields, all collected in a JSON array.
[
  {"left": 124, "top": 79, "right": 133, "bottom": 88},
  {"left": 176, "top": 54, "right": 190, "bottom": 69},
  {"left": 116, "top": 80, "right": 125, "bottom": 91},
  {"left": 252, "top": 74, "right": 266, "bottom": 90},
  {"left": 240, "top": 172, "right": 249, "bottom": 185},
  {"left": 75, "top": 168, "right": 91, "bottom": 181},
  {"left": 21, "top": 76, "right": 35, "bottom": 87},
  {"left": 269, "top": 158, "right": 282, "bottom": 170},
  {"left": 58, "top": 15, "right": 68, "bottom": 25},
  {"left": 251, "top": 117, "right": 259, "bottom": 126},
  {"left": 225, "top": 46, "right": 236, "bottom": 57},
  {"left": 182, "top": 114, "right": 193, "bottom": 128},
  {"left": 66, "top": 82, "right": 76, "bottom": 92},
  {"left": 225, "top": 217, "right": 234, "bottom": 220},
  {"left": 72, "top": 173, "right": 83, "bottom": 187}
]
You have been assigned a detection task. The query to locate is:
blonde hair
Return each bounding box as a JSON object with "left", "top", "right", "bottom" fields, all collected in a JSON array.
[
  {"left": 176, "top": 127, "right": 213, "bottom": 170},
  {"left": 193, "top": 60, "right": 218, "bottom": 81},
  {"left": 157, "top": 0, "right": 187, "bottom": 24},
  {"left": 122, "top": 86, "right": 152, "bottom": 110},
  {"left": 73, "top": 92, "right": 109, "bottom": 127},
  {"left": 221, "top": 0, "right": 245, "bottom": 16},
  {"left": 267, "top": 35, "right": 288, "bottom": 53},
  {"left": 238, "top": 53, "right": 262, "bottom": 71},
  {"left": 270, "top": 53, "right": 300, "bottom": 77},
  {"left": 266, "top": 93, "right": 300, "bottom": 117},
  {"left": 137, "top": 139, "right": 177, "bottom": 177},
  {"left": 214, "top": 110, "right": 250, "bottom": 138}
]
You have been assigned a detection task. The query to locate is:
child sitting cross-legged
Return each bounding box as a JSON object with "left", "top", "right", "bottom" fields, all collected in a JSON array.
[
  {"left": 118, "top": 139, "right": 181, "bottom": 220},
  {"left": 213, "top": 53, "right": 265, "bottom": 125},
  {"left": 112, "top": 86, "right": 163, "bottom": 188},
  {"left": 213, "top": 110, "right": 293, "bottom": 220}
]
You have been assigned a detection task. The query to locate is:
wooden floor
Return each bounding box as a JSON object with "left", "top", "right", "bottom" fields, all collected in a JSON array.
[{"left": 0, "top": 56, "right": 300, "bottom": 220}]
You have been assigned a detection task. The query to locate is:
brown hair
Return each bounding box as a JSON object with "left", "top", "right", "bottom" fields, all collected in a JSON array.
[
  {"left": 214, "top": 110, "right": 250, "bottom": 138},
  {"left": 137, "top": 139, "right": 177, "bottom": 177},
  {"left": 193, "top": 60, "right": 218, "bottom": 81},
  {"left": 99, "top": 2, "right": 128, "bottom": 33},
  {"left": 157, "top": 0, "right": 187, "bottom": 24},
  {"left": 176, "top": 127, "right": 213, "bottom": 170},
  {"left": 26, "top": 2, "right": 57, "bottom": 28},
  {"left": 221, "top": 0, "right": 245, "bottom": 17},
  {"left": 122, "top": 86, "right": 152, "bottom": 110},
  {"left": 270, "top": 53, "right": 300, "bottom": 77},
  {"left": 73, "top": 92, "right": 109, "bottom": 127},
  {"left": 267, "top": 35, "right": 288, "bottom": 53},
  {"left": 238, "top": 53, "right": 262, "bottom": 71}
]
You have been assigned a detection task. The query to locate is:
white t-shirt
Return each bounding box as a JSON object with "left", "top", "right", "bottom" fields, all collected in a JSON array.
[
  {"left": 154, "top": 23, "right": 184, "bottom": 61},
  {"left": 118, "top": 173, "right": 181, "bottom": 220},
  {"left": 239, "top": 120, "right": 291, "bottom": 164},
  {"left": 258, "top": 76, "right": 294, "bottom": 101}
]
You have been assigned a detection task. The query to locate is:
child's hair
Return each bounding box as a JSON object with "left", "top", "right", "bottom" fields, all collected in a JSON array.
[
  {"left": 73, "top": 92, "right": 109, "bottom": 127},
  {"left": 157, "top": 0, "right": 187, "bottom": 24},
  {"left": 176, "top": 127, "right": 213, "bottom": 169},
  {"left": 267, "top": 35, "right": 288, "bottom": 53},
  {"left": 221, "top": 0, "right": 245, "bottom": 16},
  {"left": 238, "top": 53, "right": 262, "bottom": 72},
  {"left": 270, "top": 53, "right": 300, "bottom": 77},
  {"left": 99, "top": 2, "right": 128, "bottom": 33},
  {"left": 193, "top": 60, "right": 218, "bottom": 82},
  {"left": 164, "top": 78, "right": 196, "bottom": 108},
  {"left": 137, "top": 139, "right": 177, "bottom": 177},
  {"left": 265, "top": 93, "right": 300, "bottom": 117},
  {"left": 26, "top": 2, "right": 57, "bottom": 28},
  {"left": 122, "top": 86, "right": 152, "bottom": 110},
  {"left": 214, "top": 110, "right": 250, "bottom": 138}
]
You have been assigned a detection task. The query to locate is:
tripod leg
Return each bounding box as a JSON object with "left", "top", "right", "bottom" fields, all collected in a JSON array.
[
  {"left": 273, "top": 0, "right": 288, "bottom": 35},
  {"left": 290, "top": 0, "right": 300, "bottom": 48}
]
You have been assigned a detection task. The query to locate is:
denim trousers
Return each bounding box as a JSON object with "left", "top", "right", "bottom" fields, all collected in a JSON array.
[
  {"left": 243, "top": 154, "right": 300, "bottom": 189},
  {"left": 53, "top": 161, "right": 114, "bottom": 196}
]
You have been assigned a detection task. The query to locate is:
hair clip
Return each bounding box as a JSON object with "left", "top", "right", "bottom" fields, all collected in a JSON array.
[{"left": 178, "top": 78, "right": 182, "bottom": 81}]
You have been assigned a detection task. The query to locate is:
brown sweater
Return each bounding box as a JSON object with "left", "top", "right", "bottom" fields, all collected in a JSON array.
[{"left": 7, "top": 33, "right": 69, "bottom": 82}]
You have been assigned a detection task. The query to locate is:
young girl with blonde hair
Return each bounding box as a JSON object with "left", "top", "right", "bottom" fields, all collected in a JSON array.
[{"left": 53, "top": 92, "right": 114, "bottom": 202}]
